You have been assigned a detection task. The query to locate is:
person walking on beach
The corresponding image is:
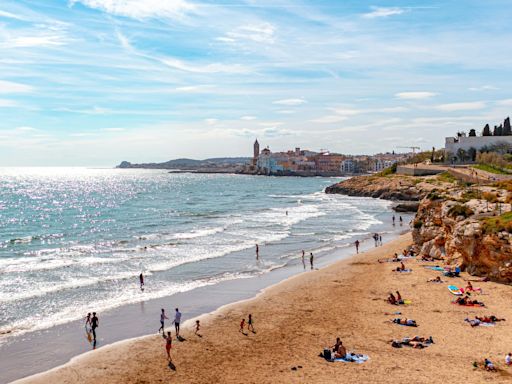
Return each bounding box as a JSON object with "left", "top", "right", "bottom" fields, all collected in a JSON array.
[
  {"left": 373, "top": 233, "right": 379, "bottom": 247},
  {"left": 240, "top": 318, "right": 246, "bottom": 334},
  {"left": 256, "top": 244, "right": 259, "bottom": 260},
  {"left": 139, "top": 272, "right": 144, "bottom": 291},
  {"left": 399, "top": 216, "right": 403, "bottom": 226},
  {"left": 355, "top": 240, "right": 360, "bottom": 254},
  {"left": 392, "top": 215, "right": 396, "bottom": 226},
  {"left": 91, "top": 312, "right": 99, "bottom": 342},
  {"left": 301, "top": 250, "right": 305, "bottom": 269},
  {"left": 159, "top": 308, "right": 168, "bottom": 334},
  {"left": 174, "top": 308, "right": 182, "bottom": 338},
  {"left": 309, "top": 252, "right": 314, "bottom": 270},
  {"left": 248, "top": 314, "right": 255, "bottom": 333},
  {"left": 195, "top": 320, "right": 201, "bottom": 336},
  {"left": 85, "top": 313, "right": 91, "bottom": 330},
  {"left": 163, "top": 331, "right": 172, "bottom": 361}
]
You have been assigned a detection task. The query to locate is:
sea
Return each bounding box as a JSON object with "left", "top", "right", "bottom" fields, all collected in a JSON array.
[{"left": 0, "top": 167, "right": 406, "bottom": 347}]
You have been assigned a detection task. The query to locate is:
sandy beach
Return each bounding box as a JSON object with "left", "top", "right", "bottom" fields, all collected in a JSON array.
[{"left": 14, "top": 232, "right": 512, "bottom": 384}]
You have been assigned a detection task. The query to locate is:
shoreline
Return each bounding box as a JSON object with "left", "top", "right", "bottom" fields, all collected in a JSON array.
[
  {"left": 14, "top": 231, "right": 512, "bottom": 384},
  {"left": 2, "top": 220, "right": 411, "bottom": 384}
]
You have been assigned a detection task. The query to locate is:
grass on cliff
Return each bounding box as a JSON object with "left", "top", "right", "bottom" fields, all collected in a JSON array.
[
  {"left": 436, "top": 172, "right": 457, "bottom": 184},
  {"left": 481, "top": 212, "right": 512, "bottom": 234},
  {"left": 473, "top": 164, "right": 512, "bottom": 175},
  {"left": 447, "top": 204, "right": 474, "bottom": 219}
]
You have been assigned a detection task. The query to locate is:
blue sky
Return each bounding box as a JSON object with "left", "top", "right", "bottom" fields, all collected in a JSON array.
[{"left": 1, "top": 0, "right": 512, "bottom": 166}]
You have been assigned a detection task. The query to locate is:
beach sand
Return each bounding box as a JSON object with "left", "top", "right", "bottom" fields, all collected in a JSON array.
[{"left": 15, "top": 233, "right": 512, "bottom": 384}]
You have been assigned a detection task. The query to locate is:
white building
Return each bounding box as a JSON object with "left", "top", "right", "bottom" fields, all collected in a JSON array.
[
  {"left": 340, "top": 159, "right": 357, "bottom": 173},
  {"left": 445, "top": 135, "right": 512, "bottom": 162}
]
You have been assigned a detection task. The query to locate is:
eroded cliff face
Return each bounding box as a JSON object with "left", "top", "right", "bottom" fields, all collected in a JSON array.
[
  {"left": 412, "top": 196, "right": 512, "bottom": 283},
  {"left": 325, "top": 175, "right": 434, "bottom": 201}
]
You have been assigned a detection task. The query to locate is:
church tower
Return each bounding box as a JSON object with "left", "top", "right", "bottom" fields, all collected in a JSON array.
[{"left": 253, "top": 139, "right": 260, "bottom": 167}]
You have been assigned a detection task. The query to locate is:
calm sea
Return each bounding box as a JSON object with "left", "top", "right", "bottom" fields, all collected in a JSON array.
[{"left": 0, "top": 168, "right": 398, "bottom": 342}]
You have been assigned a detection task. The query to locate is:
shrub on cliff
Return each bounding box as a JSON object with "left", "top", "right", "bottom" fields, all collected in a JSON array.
[
  {"left": 377, "top": 162, "right": 397, "bottom": 176},
  {"left": 413, "top": 220, "right": 423, "bottom": 229},
  {"left": 481, "top": 212, "right": 512, "bottom": 234},
  {"left": 427, "top": 190, "right": 443, "bottom": 200},
  {"left": 447, "top": 204, "right": 474, "bottom": 219}
]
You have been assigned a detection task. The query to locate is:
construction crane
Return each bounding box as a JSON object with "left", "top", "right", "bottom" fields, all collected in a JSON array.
[{"left": 397, "top": 146, "right": 420, "bottom": 154}]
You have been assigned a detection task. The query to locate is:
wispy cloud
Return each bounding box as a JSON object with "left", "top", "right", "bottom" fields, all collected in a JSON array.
[
  {"left": 160, "top": 57, "right": 250, "bottom": 74},
  {"left": 310, "top": 115, "right": 347, "bottom": 123},
  {"left": 468, "top": 85, "right": 498, "bottom": 91},
  {"left": 240, "top": 115, "right": 256, "bottom": 120},
  {"left": 219, "top": 22, "right": 276, "bottom": 44},
  {"left": 0, "top": 99, "right": 17, "bottom": 107},
  {"left": 272, "top": 98, "right": 306, "bottom": 106},
  {"left": 0, "top": 80, "right": 33, "bottom": 93},
  {"left": 436, "top": 101, "right": 486, "bottom": 111},
  {"left": 69, "top": 0, "right": 196, "bottom": 20},
  {"left": 0, "top": 9, "right": 25, "bottom": 20},
  {"left": 362, "top": 6, "right": 405, "bottom": 19},
  {"left": 395, "top": 91, "right": 437, "bottom": 100}
]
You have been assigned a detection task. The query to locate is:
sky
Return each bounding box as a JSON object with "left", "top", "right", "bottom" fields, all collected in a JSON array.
[{"left": 1, "top": 0, "right": 512, "bottom": 166}]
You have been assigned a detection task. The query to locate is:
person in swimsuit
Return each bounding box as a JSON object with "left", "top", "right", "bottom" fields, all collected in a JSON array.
[
  {"left": 240, "top": 318, "right": 245, "bottom": 333},
  {"left": 301, "top": 250, "right": 305, "bottom": 269},
  {"left": 334, "top": 341, "right": 347, "bottom": 359},
  {"left": 392, "top": 215, "right": 395, "bottom": 225},
  {"left": 163, "top": 331, "right": 172, "bottom": 361},
  {"left": 159, "top": 308, "right": 168, "bottom": 334},
  {"left": 91, "top": 312, "right": 99, "bottom": 342},
  {"left": 174, "top": 308, "right": 182, "bottom": 337},
  {"left": 256, "top": 244, "right": 259, "bottom": 259},
  {"left": 355, "top": 240, "right": 360, "bottom": 254},
  {"left": 309, "top": 252, "right": 314, "bottom": 270},
  {"left": 332, "top": 337, "right": 342, "bottom": 352},
  {"left": 387, "top": 293, "right": 397, "bottom": 305},
  {"left": 195, "top": 320, "right": 200, "bottom": 336},
  {"left": 248, "top": 314, "right": 255, "bottom": 333},
  {"left": 85, "top": 313, "right": 91, "bottom": 329},
  {"left": 139, "top": 273, "right": 144, "bottom": 290}
]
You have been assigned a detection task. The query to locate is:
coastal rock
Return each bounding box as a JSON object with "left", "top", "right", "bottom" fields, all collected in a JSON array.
[
  {"left": 413, "top": 194, "right": 512, "bottom": 283},
  {"left": 325, "top": 175, "right": 434, "bottom": 201},
  {"left": 393, "top": 202, "right": 420, "bottom": 212}
]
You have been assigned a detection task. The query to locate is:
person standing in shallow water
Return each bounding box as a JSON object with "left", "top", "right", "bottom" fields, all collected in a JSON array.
[
  {"left": 301, "top": 250, "right": 305, "bottom": 269},
  {"left": 399, "top": 216, "right": 403, "bottom": 226},
  {"left": 392, "top": 215, "right": 396, "bottom": 225},
  {"left": 159, "top": 308, "right": 168, "bottom": 334},
  {"left": 139, "top": 272, "right": 144, "bottom": 290},
  {"left": 355, "top": 240, "right": 360, "bottom": 254},
  {"left": 255, "top": 244, "right": 259, "bottom": 259},
  {"left": 309, "top": 252, "right": 314, "bottom": 270},
  {"left": 91, "top": 312, "right": 99, "bottom": 342}
]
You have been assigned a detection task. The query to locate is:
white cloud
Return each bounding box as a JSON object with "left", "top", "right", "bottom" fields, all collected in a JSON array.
[
  {"left": 436, "top": 101, "right": 486, "bottom": 111},
  {"left": 160, "top": 57, "right": 249, "bottom": 74},
  {"left": 259, "top": 121, "right": 283, "bottom": 127},
  {"left": 175, "top": 85, "right": 214, "bottom": 93},
  {"left": 310, "top": 115, "right": 347, "bottom": 123},
  {"left": 69, "top": 0, "right": 195, "bottom": 20},
  {"left": 395, "top": 91, "right": 437, "bottom": 100},
  {"left": 103, "top": 128, "right": 125, "bottom": 132},
  {"left": 0, "top": 99, "right": 18, "bottom": 107},
  {"left": 115, "top": 29, "right": 133, "bottom": 51},
  {"left": 9, "top": 35, "right": 67, "bottom": 48},
  {"left": 272, "top": 98, "right": 306, "bottom": 106},
  {"left": 0, "top": 9, "right": 25, "bottom": 20},
  {"left": 468, "top": 85, "right": 498, "bottom": 91},
  {"left": 363, "top": 7, "right": 405, "bottom": 19},
  {"left": 204, "top": 118, "right": 218, "bottom": 125},
  {"left": 276, "top": 110, "right": 296, "bottom": 114},
  {"left": 330, "top": 107, "right": 361, "bottom": 116},
  {"left": 221, "top": 22, "right": 276, "bottom": 44},
  {"left": 16, "top": 126, "right": 37, "bottom": 132},
  {"left": 497, "top": 99, "right": 512, "bottom": 106},
  {"left": 240, "top": 116, "right": 256, "bottom": 121},
  {"left": 0, "top": 80, "right": 33, "bottom": 94}
]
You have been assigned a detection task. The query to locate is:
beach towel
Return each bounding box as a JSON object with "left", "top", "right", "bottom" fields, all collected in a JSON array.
[
  {"left": 452, "top": 301, "right": 484, "bottom": 307},
  {"left": 333, "top": 353, "right": 369, "bottom": 364},
  {"left": 427, "top": 266, "right": 445, "bottom": 271},
  {"left": 393, "top": 269, "right": 412, "bottom": 273}
]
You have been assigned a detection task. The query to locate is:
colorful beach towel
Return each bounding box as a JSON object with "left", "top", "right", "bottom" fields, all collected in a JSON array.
[{"left": 427, "top": 266, "right": 445, "bottom": 271}]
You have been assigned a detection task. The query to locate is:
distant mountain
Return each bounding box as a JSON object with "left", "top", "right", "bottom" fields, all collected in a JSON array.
[{"left": 116, "top": 157, "right": 251, "bottom": 170}]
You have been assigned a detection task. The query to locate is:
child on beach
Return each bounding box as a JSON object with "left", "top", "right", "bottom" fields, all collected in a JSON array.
[
  {"left": 163, "top": 331, "right": 172, "bottom": 361},
  {"left": 240, "top": 318, "right": 245, "bottom": 333}
]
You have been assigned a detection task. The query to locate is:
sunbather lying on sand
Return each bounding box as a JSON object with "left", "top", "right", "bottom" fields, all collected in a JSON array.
[
  {"left": 390, "top": 336, "right": 433, "bottom": 348},
  {"left": 464, "top": 281, "right": 482, "bottom": 293},
  {"left": 477, "top": 315, "right": 505, "bottom": 323},
  {"left": 428, "top": 276, "right": 444, "bottom": 283},
  {"left": 455, "top": 295, "right": 484, "bottom": 306},
  {"left": 392, "top": 318, "right": 417, "bottom": 327}
]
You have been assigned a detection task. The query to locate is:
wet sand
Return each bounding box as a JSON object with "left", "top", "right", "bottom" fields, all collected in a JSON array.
[{"left": 14, "top": 233, "right": 512, "bottom": 384}]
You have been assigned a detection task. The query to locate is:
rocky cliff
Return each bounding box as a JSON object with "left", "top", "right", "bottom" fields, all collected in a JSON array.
[
  {"left": 412, "top": 186, "right": 512, "bottom": 283},
  {"left": 325, "top": 175, "right": 435, "bottom": 201}
]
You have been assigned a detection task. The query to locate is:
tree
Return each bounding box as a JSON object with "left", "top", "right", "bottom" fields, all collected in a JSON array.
[
  {"left": 482, "top": 123, "right": 491, "bottom": 136},
  {"left": 504, "top": 117, "right": 511, "bottom": 136},
  {"left": 468, "top": 129, "right": 476, "bottom": 137},
  {"left": 494, "top": 125, "right": 502, "bottom": 136},
  {"left": 467, "top": 147, "right": 477, "bottom": 162},
  {"left": 456, "top": 148, "right": 467, "bottom": 163}
]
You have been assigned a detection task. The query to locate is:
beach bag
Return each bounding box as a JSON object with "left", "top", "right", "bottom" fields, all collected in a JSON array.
[{"left": 323, "top": 349, "right": 332, "bottom": 360}]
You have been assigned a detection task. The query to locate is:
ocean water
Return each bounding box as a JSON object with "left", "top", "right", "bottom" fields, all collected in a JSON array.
[{"left": 0, "top": 168, "right": 398, "bottom": 343}]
